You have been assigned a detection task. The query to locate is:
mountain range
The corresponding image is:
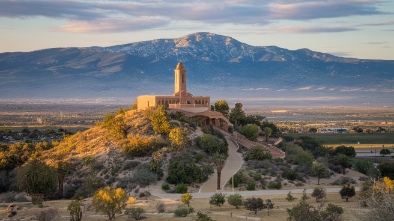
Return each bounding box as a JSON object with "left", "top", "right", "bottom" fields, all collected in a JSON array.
[{"left": 0, "top": 32, "right": 393, "bottom": 106}]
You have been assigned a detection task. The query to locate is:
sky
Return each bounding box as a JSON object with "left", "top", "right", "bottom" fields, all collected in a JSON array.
[{"left": 0, "top": 0, "right": 394, "bottom": 60}]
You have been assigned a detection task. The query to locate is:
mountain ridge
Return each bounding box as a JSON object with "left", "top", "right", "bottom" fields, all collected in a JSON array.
[{"left": 0, "top": 32, "right": 393, "bottom": 105}]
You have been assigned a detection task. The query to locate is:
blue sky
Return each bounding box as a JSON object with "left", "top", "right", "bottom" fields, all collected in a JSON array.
[{"left": 1, "top": 0, "right": 393, "bottom": 59}]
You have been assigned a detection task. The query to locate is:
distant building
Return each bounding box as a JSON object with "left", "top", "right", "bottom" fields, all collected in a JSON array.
[
  {"left": 319, "top": 127, "right": 349, "bottom": 133},
  {"left": 137, "top": 62, "right": 210, "bottom": 112},
  {"left": 137, "top": 62, "right": 232, "bottom": 131}
]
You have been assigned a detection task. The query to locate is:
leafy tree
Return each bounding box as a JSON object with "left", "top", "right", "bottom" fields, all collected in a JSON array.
[
  {"left": 213, "top": 153, "right": 227, "bottom": 190},
  {"left": 197, "top": 134, "right": 227, "bottom": 155},
  {"left": 263, "top": 127, "right": 272, "bottom": 142},
  {"left": 240, "top": 124, "right": 259, "bottom": 141},
  {"left": 16, "top": 160, "right": 58, "bottom": 198},
  {"left": 331, "top": 154, "right": 352, "bottom": 175},
  {"left": 244, "top": 197, "right": 264, "bottom": 214},
  {"left": 339, "top": 184, "right": 356, "bottom": 202},
  {"left": 67, "top": 200, "right": 83, "bottom": 221},
  {"left": 196, "top": 212, "right": 215, "bottom": 221},
  {"left": 243, "top": 115, "right": 265, "bottom": 126},
  {"left": 294, "top": 136, "right": 328, "bottom": 158},
  {"left": 175, "top": 183, "right": 188, "bottom": 193},
  {"left": 287, "top": 201, "right": 343, "bottom": 221},
  {"left": 228, "top": 194, "right": 243, "bottom": 209},
  {"left": 312, "top": 163, "right": 330, "bottom": 185},
  {"left": 229, "top": 103, "right": 246, "bottom": 128},
  {"left": 209, "top": 193, "right": 225, "bottom": 207},
  {"left": 378, "top": 162, "right": 394, "bottom": 179},
  {"left": 354, "top": 159, "right": 375, "bottom": 175},
  {"left": 101, "top": 110, "right": 126, "bottom": 139},
  {"left": 92, "top": 187, "right": 128, "bottom": 220},
  {"left": 214, "top": 100, "right": 230, "bottom": 117},
  {"left": 380, "top": 148, "right": 391, "bottom": 157},
  {"left": 169, "top": 127, "right": 188, "bottom": 151},
  {"left": 181, "top": 193, "right": 192, "bottom": 207},
  {"left": 285, "top": 144, "right": 313, "bottom": 167},
  {"left": 167, "top": 155, "right": 205, "bottom": 184},
  {"left": 311, "top": 187, "right": 326, "bottom": 202},
  {"left": 333, "top": 145, "right": 356, "bottom": 158}
]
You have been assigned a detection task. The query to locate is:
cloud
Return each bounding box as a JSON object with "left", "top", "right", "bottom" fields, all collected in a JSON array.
[
  {"left": 340, "top": 87, "right": 362, "bottom": 92},
  {"left": 0, "top": 0, "right": 387, "bottom": 34},
  {"left": 364, "top": 41, "right": 389, "bottom": 45},
  {"left": 57, "top": 18, "right": 168, "bottom": 33},
  {"left": 295, "top": 86, "right": 313, "bottom": 90},
  {"left": 242, "top": 87, "right": 270, "bottom": 91},
  {"left": 267, "top": 26, "right": 358, "bottom": 34},
  {"left": 227, "top": 96, "right": 354, "bottom": 101},
  {"left": 315, "top": 87, "right": 326, "bottom": 90}
]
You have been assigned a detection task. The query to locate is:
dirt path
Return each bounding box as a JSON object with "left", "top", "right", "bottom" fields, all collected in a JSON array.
[{"left": 199, "top": 136, "right": 243, "bottom": 193}]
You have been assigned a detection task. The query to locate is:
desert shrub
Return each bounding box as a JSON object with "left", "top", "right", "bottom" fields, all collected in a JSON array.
[
  {"left": 138, "top": 191, "right": 151, "bottom": 198},
  {"left": 246, "top": 182, "right": 256, "bottom": 190},
  {"left": 378, "top": 162, "right": 394, "bottom": 179},
  {"left": 311, "top": 187, "right": 326, "bottom": 202},
  {"left": 128, "top": 197, "right": 136, "bottom": 204},
  {"left": 285, "top": 144, "right": 313, "bottom": 167},
  {"left": 175, "top": 183, "right": 188, "bottom": 194},
  {"left": 181, "top": 193, "right": 192, "bottom": 207},
  {"left": 282, "top": 168, "right": 297, "bottom": 181},
  {"left": 116, "top": 177, "right": 132, "bottom": 189},
  {"left": 230, "top": 171, "right": 245, "bottom": 188},
  {"left": 253, "top": 173, "right": 262, "bottom": 181},
  {"left": 0, "top": 192, "right": 16, "bottom": 203},
  {"left": 92, "top": 161, "right": 105, "bottom": 171},
  {"left": 174, "top": 206, "right": 190, "bottom": 217},
  {"left": 133, "top": 168, "right": 157, "bottom": 187},
  {"left": 167, "top": 156, "right": 205, "bottom": 184},
  {"left": 120, "top": 135, "right": 158, "bottom": 157},
  {"left": 101, "top": 111, "right": 126, "bottom": 140},
  {"left": 286, "top": 191, "right": 296, "bottom": 202},
  {"left": 268, "top": 181, "right": 282, "bottom": 189},
  {"left": 161, "top": 183, "right": 170, "bottom": 190},
  {"left": 228, "top": 194, "right": 243, "bottom": 209},
  {"left": 331, "top": 177, "right": 355, "bottom": 185},
  {"left": 35, "top": 209, "right": 58, "bottom": 221},
  {"left": 125, "top": 207, "right": 145, "bottom": 220},
  {"left": 156, "top": 202, "right": 165, "bottom": 213},
  {"left": 73, "top": 173, "right": 104, "bottom": 199},
  {"left": 122, "top": 161, "right": 140, "bottom": 170},
  {"left": 245, "top": 146, "right": 272, "bottom": 160},
  {"left": 240, "top": 124, "right": 259, "bottom": 141},
  {"left": 196, "top": 212, "right": 215, "bottom": 221},
  {"left": 209, "top": 193, "right": 226, "bottom": 207},
  {"left": 254, "top": 160, "right": 271, "bottom": 169},
  {"left": 196, "top": 134, "right": 228, "bottom": 155},
  {"left": 287, "top": 201, "right": 343, "bottom": 221},
  {"left": 67, "top": 200, "right": 83, "bottom": 221},
  {"left": 339, "top": 184, "right": 356, "bottom": 202}
]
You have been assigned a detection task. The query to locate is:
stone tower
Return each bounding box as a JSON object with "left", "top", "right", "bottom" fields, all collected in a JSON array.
[{"left": 174, "top": 62, "right": 187, "bottom": 95}]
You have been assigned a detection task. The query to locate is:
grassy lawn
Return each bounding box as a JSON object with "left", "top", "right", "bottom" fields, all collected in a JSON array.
[{"left": 288, "top": 133, "right": 394, "bottom": 146}]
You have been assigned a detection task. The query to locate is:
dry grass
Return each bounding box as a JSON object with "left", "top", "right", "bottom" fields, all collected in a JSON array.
[{"left": 0, "top": 191, "right": 365, "bottom": 221}]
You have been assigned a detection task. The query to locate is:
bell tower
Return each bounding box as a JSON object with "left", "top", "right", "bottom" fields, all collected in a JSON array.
[{"left": 174, "top": 62, "right": 187, "bottom": 95}]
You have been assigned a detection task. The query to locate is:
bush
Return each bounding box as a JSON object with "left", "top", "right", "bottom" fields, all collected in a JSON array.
[
  {"left": 287, "top": 201, "right": 343, "bottom": 221},
  {"left": 228, "top": 194, "right": 243, "bottom": 209},
  {"left": 167, "top": 155, "right": 205, "bottom": 184},
  {"left": 120, "top": 135, "right": 158, "bottom": 157},
  {"left": 181, "top": 193, "right": 192, "bottom": 207},
  {"left": 245, "top": 146, "right": 272, "bottom": 160},
  {"left": 122, "top": 161, "right": 140, "bottom": 170},
  {"left": 311, "top": 187, "right": 326, "bottom": 202},
  {"left": 209, "top": 193, "right": 226, "bottom": 207},
  {"left": 175, "top": 183, "right": 188, "bottom": 194},
  {"left": 125, "top": 207, "right": 145, "bottom": 220},
  {"left": 133, "top": 168, "right": 157, "bottom": 187},
  {"left": 156, "top": 202, "right": 165, "bottom": 213},
  {"left": 253, "top": 173, "right": 262, "bottom": 181},
  {"left": 230, "top": 171, "right": 245, "bottom": 188},
  {"left": 268, "top": 181, "right": 282, "bottom": 189},
  {"left": 92, "top": 187, "right": 128, "bottom": 220},
  {"left": 67, "top": 200, "right": 83, "bottom": 221},
  {"left": 282, "top": 168, "right": 297, "bottom": 181},
  {"left": 174, "top": 206, "right": 190, "bottom": 217},
  {"left": 35, "top": 209, "right": 58, "bottom": 221},
  {"left": 286, "top": 191, "right": 296, "bottom": 202},
  {"left": 244, "top": 197, "right": 264, "bottom": 215},
  {"left": 339, "top": 184, "right": 355, "bottom": 202},
  {"left": 246, "top": 182, "right": 256, "bottom": 190},
  {"left": 196, "top": 212, "right": 215, "bottom": 221},
  {"left": 161, "top": 183, "right": 170, "bottom": 191}
]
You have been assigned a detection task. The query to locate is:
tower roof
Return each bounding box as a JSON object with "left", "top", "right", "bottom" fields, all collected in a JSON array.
[{"left": 175, "top": 62, "right": 185, "bottom": 70}]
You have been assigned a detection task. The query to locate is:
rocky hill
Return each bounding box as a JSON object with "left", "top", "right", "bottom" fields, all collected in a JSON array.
[{"left": 1, "top": 32, "right": 393, "bottom": 105}]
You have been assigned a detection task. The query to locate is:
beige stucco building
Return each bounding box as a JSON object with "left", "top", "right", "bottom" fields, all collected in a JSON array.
[{"left": 137, "top": 62, "right": 210, "bottom": 112}]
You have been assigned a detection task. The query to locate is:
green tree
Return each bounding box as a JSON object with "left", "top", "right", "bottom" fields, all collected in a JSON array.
[
  {"left": 334, "top": 145, "right": 356, "bottom": 157},
  {"left": 16, "top": 160, "right": 58, "bottom": 198},
  {"left": 311, "top": 187, "right": 326, "bottom": 202},
  {"left": 263, "top": 127, "right": 272, "bottom": 142},
  {"left": 92, "top": 187, "right": 128, "bottom": 220},
  {"left": 287, "top": 201, "right": 343, "bottom": 221},
  {"left": 331, "top": 154, "right": 352, "bottom": 175},
  {"left": 229, "top": 103, "right": 246, "bottom": 129},
  {"left": 148, "top": 106, "right": 171, "bottom": 135},
  {"left": 228, "top": 194, "right": 243, "bottom": 209},
  {"left": 214, "top": 100, "right": 230, "bottom": 117},
  {"left": 197, "top": 134, "right": 227, "bottom": 155},
  {"left": 380, "top": 148, "right": 391, "bottom": 157},
  {"left": 213, "top": 153, "right": 227, "bottom": 190},
  {"left": 169, "top": 127, "right": 188, "bottom": 151},
  {"left": 240, "top": 124, "right": 259, "bottom": 141},
  {"left": 244, "top": 197, "right": 264, "bottom": 215},
  {"left": 339, "top": 184, "right": 355, "bottom": 202},
  {"left": 209, "top": 193, "right": 226, "bottom": 207},
  {"left": 312, "top": 163, "right": 330, "bottom": 185}
]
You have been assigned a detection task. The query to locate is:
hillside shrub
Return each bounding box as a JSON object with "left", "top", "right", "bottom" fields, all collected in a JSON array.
[
  {"left": 125, "top": 207, "right": 145, "bottom": 220},
  {"left": 132, "top": 168, "right": 157, "bottom": 187},
  {"left": 175, "top": 183, "right": 188, "bottom": 194},
  {"left": 268, "top": 181, "right": 282, "bottom": 189},
  {"left": 174, "top": 206, "right": 191, "bottom": 217},
  {"left": 167, "top": 156, "right": 205, "bottom": 184},
  {"left": 245, "top": 146, "right": 272, "bottom": 160},
  {"left": 120, "top": 135, "right": 158, "bottom": 157},
  {"left": 246, "top": 182, "right": 256, "bottom": 190},
  {"left": 161, "top": 183, "right": 170, "bottom": 191},
  {"left": 35, "top": 209, "right": 58, "bottom": 221},
  {"left": 67, "top": 200, "right": 83, "bottom": 221},
  {"left": 228, "top": 194, "right": 243, "bottom": 209}
]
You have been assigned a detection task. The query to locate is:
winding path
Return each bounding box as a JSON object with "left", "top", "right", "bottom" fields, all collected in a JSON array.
[{"left": 198, "top": 136, "right": 243, "bottom": 193}]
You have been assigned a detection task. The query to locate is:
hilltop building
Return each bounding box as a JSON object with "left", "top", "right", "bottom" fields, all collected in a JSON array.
[{"left": 137, "top": 62, "right": 232, "bottom": 131}]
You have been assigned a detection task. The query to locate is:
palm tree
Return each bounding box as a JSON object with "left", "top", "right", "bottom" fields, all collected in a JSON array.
[{"left": 213, "top": 153, "right": 228, "bottom": 190}]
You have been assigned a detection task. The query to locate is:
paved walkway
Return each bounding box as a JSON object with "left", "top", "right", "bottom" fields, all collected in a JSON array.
[{"left": 198, "top": 136, "right": 243, "bottom": 193}]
